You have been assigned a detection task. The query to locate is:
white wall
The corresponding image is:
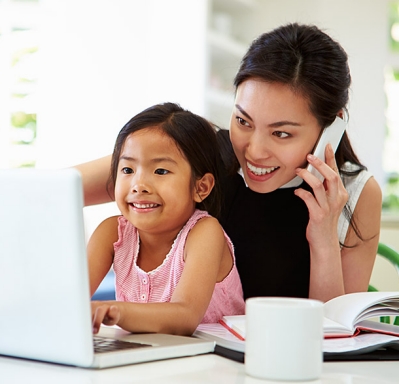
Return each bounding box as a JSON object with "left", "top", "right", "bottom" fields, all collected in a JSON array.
[
  {"left": 252, "top": 0, "right": 389, "bottom": 187},
  {"left": 37, "top": 0, "right": 207, "bottom": 169}
]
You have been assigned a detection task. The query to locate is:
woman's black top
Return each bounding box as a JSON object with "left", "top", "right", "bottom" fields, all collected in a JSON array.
[{"left": 219, "top": 172, "right": 312, "bottom": 300}]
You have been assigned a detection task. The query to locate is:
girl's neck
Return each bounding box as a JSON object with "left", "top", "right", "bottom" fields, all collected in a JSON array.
[{"left": 136, "top": 228, "right": 181, "bottom": 273}]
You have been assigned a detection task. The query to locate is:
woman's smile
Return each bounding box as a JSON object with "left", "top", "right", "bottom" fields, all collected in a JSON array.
[{"left": 246, "top": 161, "right": 280, "bottom": 176}]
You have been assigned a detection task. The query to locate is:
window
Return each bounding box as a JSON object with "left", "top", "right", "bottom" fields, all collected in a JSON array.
[
  {"left": 383, "top": 1, "right": 399, "bottom": 211},
  {"left": 0, "top": 0, "right": 39, "bottom": 168}
]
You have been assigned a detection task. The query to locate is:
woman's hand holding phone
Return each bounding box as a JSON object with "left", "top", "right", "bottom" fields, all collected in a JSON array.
[
  {"left": 306, "top": 116, "right": 347, "bottom": 182},
  {"left": 294, "top": 116, "right": 349, "bottom": 287}
]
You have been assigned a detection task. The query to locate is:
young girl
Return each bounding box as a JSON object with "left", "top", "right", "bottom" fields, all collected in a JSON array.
[{"left": 88, "top": 102, "right": 244, "bottom": 336}]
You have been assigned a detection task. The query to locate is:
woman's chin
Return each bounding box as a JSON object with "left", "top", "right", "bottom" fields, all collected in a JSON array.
[{"left": 242, "top": 171, "right": 280, "bottom": 193}]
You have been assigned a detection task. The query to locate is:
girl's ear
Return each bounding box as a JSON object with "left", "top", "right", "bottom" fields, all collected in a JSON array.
[{"left": 193, "top": 173, "right": 215, "bottom": 203}]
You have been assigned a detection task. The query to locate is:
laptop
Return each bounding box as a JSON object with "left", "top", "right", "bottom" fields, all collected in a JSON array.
[{"left": 0, "top": 168, "right": 214, "bottom": 369}]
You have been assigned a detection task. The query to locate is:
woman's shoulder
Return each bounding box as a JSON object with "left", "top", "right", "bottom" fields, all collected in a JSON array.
[{"left": 340, "top": 161, "right": 373, "bottom": 195}]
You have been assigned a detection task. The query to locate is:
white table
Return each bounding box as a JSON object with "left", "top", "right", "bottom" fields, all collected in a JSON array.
[{"left": 2, "top": 351, "right": 399, "bottom": 383}]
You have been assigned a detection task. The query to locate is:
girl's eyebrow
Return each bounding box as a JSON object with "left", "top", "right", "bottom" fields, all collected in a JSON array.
[
  {"left": 235, "top": 104, "right": 301, "bottom": 128},
  {"left": 119, "top": 155, "right": 178, "bottom": 165}
]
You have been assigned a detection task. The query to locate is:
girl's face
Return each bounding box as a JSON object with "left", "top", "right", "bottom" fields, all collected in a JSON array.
[
  {"left": 230, "top": 79, "right": 321, "bottom": 193},
  {"left": 115, "top": 128, "right": 197, "bottom": 237}
]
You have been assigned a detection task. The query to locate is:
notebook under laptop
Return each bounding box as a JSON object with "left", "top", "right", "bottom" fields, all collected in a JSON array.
[{"left": 0, "top": 168, "right": 214, "bottom": 369}]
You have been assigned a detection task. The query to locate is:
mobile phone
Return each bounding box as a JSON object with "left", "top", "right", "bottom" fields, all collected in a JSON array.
[{"left": 307, "top": 115, "right": 347, "bottom": 181}]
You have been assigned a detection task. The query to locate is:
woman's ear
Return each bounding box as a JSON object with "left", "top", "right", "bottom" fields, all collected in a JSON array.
[{"left": 193, "top": 173, "right": 215, "bottom": 203}]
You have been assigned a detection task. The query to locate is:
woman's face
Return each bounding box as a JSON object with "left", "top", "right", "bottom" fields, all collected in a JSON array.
[{"left": 230, "top": 79, "right": 321, "bottom": 193}]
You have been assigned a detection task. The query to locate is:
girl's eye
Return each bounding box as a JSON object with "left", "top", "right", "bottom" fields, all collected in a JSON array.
[
  {"left": 155, "top": 169, "right": 169, "bottom": 175},
  {"left": 236, "top": 116, "right": 250, "bottom": 127},
  {"left": 273, "top": 131, "right": 290, "bottom": 138},
  {"left": 121, "top": 167, "right": 133, "bottom": 174}
]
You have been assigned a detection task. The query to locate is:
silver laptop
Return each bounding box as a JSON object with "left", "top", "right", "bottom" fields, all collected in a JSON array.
[{"left": 0, "top": 168, "right": 214, "bottom": 369}]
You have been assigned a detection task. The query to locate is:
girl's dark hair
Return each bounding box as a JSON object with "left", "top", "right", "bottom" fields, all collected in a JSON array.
[
  {"left": 108, "top": 102, "right": 223, "bottom": 218},
  {"left": 229, "top": 23, "right": 367, "bottom": 244}
]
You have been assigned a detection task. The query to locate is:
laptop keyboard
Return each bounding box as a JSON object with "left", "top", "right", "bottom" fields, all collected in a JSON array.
[{"left": 93, "top": 336, "right": 151, "bottom": 354}]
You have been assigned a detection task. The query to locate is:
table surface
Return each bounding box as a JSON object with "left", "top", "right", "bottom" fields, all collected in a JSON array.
[{"left": 2, "top": 350, "right": 399, "bottom": 384}]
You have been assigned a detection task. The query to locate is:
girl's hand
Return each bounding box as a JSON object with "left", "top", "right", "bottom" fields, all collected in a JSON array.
[
  {"left": 91, "top": 301, "right": 121, "bottom": 334},
  {"left": 294, "top": 143, "right": 348, "bottom": 250}
]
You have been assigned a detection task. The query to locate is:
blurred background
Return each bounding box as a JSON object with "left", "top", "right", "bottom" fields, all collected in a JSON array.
[{"left": 1, "top": 0, "right": 399, "bottom": 257}]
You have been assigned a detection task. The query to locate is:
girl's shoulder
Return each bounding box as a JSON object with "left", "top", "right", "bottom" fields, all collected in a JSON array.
[
  {"left": 89, "top": 215, "right": 120, "bottom": 249},
  {"left": 185, "top": 212, "right": 228, "bottom": 258},
  {"left": 186, "top": 210, "right": 224, "bottom": 238},
  {"left": 185, "top": 210, "right": 218, "bottom": 232},
  {"left": 96, "top": 215, "right": 120, "bottom": 231}
]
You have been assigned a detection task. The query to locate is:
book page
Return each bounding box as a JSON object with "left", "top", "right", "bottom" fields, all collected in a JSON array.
[
  {"left": 323, "top": 317, "right": 352, "bottom": 337},
  {"left": 221, "top": 315, "right": 246, "bottom": 338},
  {"left": 323, "top": 333, "right": 399, "bottom": 354},
  {"left": 323, "top": 292, "right": 399, "bottom": 331},
  {"left": 194, "top": 323, "right": 244, "bottom": 353}
]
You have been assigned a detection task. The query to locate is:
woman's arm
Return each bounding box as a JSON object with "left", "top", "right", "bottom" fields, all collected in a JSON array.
[
  {"left": 74, "top": 155, "right": 113, "bottom": 206},
  {"left": 91, "top": 217, "right": 234, "bottom": 336},
  {"left": 295, "top": 144, "right": 381, "bottom": 302},
  {"left": 340, "top": 177, "right": 381, "bottom": 292}
]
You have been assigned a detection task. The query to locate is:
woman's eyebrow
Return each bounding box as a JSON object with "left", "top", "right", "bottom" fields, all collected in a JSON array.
[
  {"left": 235, "top": 104, "right": 301, "bottom": 128},
  {"left": 235, "top": 104, "right": 253, "bottom": 121},
  {"left": 268, "top": 121, "right": 301, "bottom": 128}
]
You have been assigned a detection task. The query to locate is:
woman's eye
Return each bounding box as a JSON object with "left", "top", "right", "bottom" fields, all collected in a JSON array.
[
  {"left": 273, "top": 131, "right": 290, "bottom": 138},
  {"left": 155, "top": 169, "right": 169, "bottom": 175},
  {"left": 121, "top": 167, "right": 133, "bottom": 174},
  {"left": 236, "top": 116, "right": 250, "bottom": 127}
]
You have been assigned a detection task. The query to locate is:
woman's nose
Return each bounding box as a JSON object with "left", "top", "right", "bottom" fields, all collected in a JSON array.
[{"left": 247, "top": 131, "right": 271, "bottom": 160}]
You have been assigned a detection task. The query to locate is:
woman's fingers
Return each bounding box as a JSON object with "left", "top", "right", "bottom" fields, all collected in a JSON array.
[
  {"left": 298, "top": 145, "right": 346, "bottom": 206},
  {"left": 295, "top": 144, "right": 348, "bottom": 230}
]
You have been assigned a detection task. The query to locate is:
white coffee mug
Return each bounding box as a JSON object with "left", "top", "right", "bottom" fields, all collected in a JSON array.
[{"left": 245, "top": 297, "right": 324, "bottom": 381}]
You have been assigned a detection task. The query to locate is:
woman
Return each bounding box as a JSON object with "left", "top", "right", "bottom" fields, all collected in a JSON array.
[{"left": 76, "top": 23, "right": 382, "bottom": 303}]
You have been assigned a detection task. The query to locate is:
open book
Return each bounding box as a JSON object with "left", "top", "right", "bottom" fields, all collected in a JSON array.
[
  {"left": 193, "top": 322, "right": 399, "bottom": 357},
  {"left": 193, "top": 292, "right": 399, "bottom": 358},
  {"left": 221, "top": 292, "right": 399, "bottom": 339}
]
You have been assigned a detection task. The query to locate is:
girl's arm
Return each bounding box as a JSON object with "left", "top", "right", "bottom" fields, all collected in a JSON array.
[
  {"left": 74, "top": 155, "right": 113, "bottom": 206},
  {"left": 91, "top": 217, "right": 234, "bottom": 336},
  {"left": 295, "top": 144, "right": 381, "bottom": 302},
  {"left": 87, "top": 216, "right": 119, "bottom": 296}
]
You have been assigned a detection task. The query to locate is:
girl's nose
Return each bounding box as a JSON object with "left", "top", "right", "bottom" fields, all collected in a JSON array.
[
  {"left": 131, "top": 173, "right": 151, "bottom": 194},
  {"left": 132, "top": 183, "right": 150, "bottom": 194}
]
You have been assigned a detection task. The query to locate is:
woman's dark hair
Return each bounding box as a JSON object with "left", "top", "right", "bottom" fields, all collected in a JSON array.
[
  {"left": 108, "top": 102, "right": 223, "bottom": 218},
  {"left": 234, "top": 23, "right": 365, "bottom": 174},
  {"left": 229, "top": 23, "right": 368, "bottom": 244}
]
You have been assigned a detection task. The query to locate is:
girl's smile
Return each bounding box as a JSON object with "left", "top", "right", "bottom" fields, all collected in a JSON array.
[{"left": 129, "top": 201, "right": 161, "bottom": 211}]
